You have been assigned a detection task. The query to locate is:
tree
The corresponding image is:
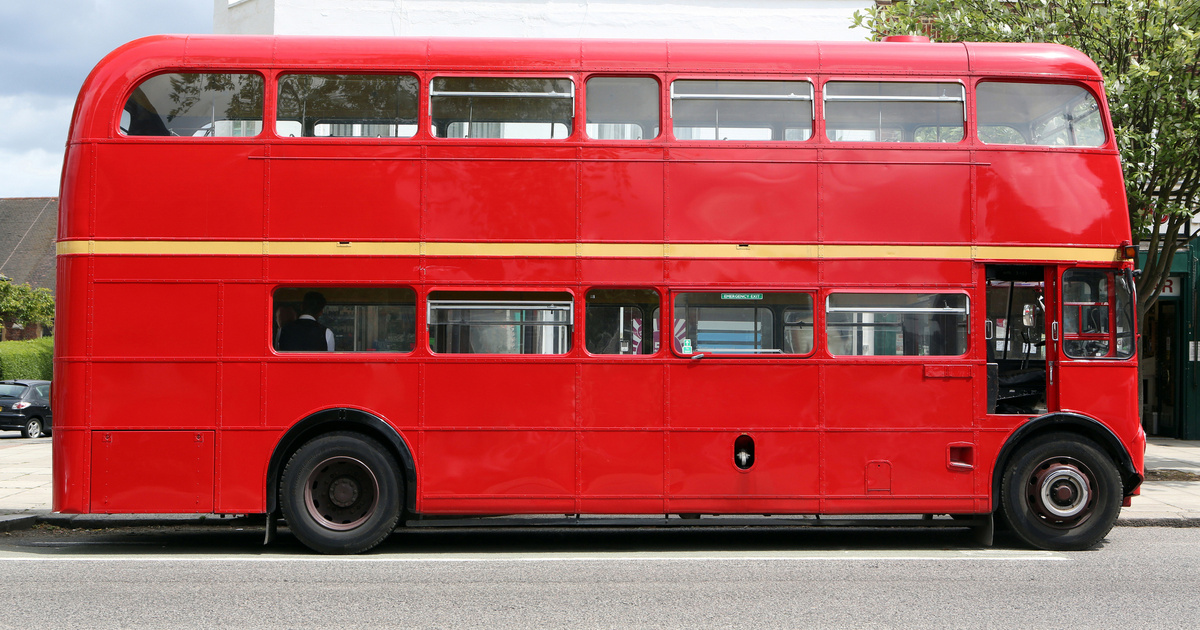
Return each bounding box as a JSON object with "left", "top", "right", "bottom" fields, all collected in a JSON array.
[
  {"left": 0, "top": 276, "right": 55, "bottom": 339},
  {"left": 853, "top": 0, "right": 1200, "bottom": 322}
]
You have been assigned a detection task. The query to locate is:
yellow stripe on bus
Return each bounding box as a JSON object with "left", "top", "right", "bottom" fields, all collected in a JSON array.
[{"left": 56, "top": 240, "right": 1122, "bottom": 263}]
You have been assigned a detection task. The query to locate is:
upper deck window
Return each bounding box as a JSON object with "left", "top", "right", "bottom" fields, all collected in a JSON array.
[
  {"left": 977, "top": 82, "right": 1105, "bottom": 147},
  {"left": 586, "top": 77, "right": 660, "bottom": 140},
  {"left": 671, "top": 80, "right": 813, "bottom": 141},
  {"left": 824, "top": 82, "right": 964, "bottom": 143},
  {"left": 276, "top": 74, "right": 418, "bottom": 138},
  {"left": 430, "top": 77, "right": 574, "bottom": 140},
  {"left": 120, "top": 73, "right": 263, "bottom": 137}
]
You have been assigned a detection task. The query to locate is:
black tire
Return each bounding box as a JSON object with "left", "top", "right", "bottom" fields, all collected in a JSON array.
[
  {"left": 21, "top": 418, "right": 43, "bottom": 439},
  {"left": 280, "top": 432, "right": 402, "bottom": 554},
  {"left": 1000, "top": 432, "right": 1122, "bottom": 551}
]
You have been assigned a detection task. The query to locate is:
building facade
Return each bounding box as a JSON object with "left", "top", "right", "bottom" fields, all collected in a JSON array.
[{"left": 215, "top": 0, "right": 874, "bottom": 40}]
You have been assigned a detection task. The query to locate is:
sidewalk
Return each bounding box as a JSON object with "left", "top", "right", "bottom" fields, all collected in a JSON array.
[{"left": 3, "top": 434, "right": 1199, "bottom": 530}]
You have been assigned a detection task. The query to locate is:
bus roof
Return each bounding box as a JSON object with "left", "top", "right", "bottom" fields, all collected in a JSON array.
[{"left": 69, "top": 35, "right": 1104, "bottom": 143}]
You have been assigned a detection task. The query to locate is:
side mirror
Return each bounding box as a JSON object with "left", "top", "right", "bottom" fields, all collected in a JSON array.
[{"left": 1022, "top": 304, "right": 1036, "bottom": 328}]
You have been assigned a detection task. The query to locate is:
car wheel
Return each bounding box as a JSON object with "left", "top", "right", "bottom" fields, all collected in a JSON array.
[
  {"left": 1000, "top": 432, "right": 1122, "bottom": 551},
  {"left": 280, "top": 432, "right": 402, "bottom": 554},
  {"left": 21, "top": 418, "right": 44, "bottom": 439}
]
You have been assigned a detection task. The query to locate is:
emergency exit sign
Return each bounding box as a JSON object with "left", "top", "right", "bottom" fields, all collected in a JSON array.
[{"left": 721, "top": 293, "right": 763, "bottom": 300}]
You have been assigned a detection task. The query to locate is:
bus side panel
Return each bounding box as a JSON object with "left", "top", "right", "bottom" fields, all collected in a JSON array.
[
  {"left": 665, "top": 150, "right": 819, "bottom": 244},
  {"left": 425, "top": 147, "right": 577, "bottom": 242},
  {"left": 423, "top": 257, "right": 576, "bottom": 284},
  {"left": 92, "top": 144, "right": 264, "bottom": 239},
  {"left": 267, "top": 146, "right": 422, "bottom": 241},
  {"left": 420, "top": 363, "right": 576, "bottom": 512},
  {"left": 822, "top": 152, "right": 973, "bottom": 245},
  {"left": 58, "top": 143, "right": 92, "bottom": 240},
  {"left": 1057, "top": 364, "right": 1142, "bottom": 452},
  {"left": 666, "top": 432, "right": 821, "bottom": 513},
  {"left": 52, "top": 425, "right": 89, "bottom": 513},
  {"left": 822, "top": 431, "right": 976, "bottom": 507},
  {"left": 262, "top": 363, "right": 419, "bottom": 432},
  {"left": 579, "top": 364, "right": 664, "bottom": 509},
  {"left": 418, "top": 430, "right": 576, "bottom": 513},
  {"left": 580, "top": 149, "right": 665, "bottom": 242},
  {"left": 823, "top": 365, "right": 973, "bottom": 429},
  {"left": 977, "top": 152, "right": 1129, "bottom": 246},
  {"left": 91, "top": 282, "right": 219, "bottom": 358},
  {"left": 666, "top": 364, "right": 820, "bottom": 510},
  {"left": 667, "top": 259, "right": 819, "bottom": 285},
  {"left": 90, "top": 430, "right": 215, "bottom": 513},
  {"left": 822, "top": 259, "right": 972, "bottom": 287},
  {"left": 216, "top": 429, "right": 280, "bottom": 513}
]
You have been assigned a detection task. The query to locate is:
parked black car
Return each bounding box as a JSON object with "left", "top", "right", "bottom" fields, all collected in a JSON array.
[{"left": 0, "top": 380, "right": 52, "bottom": 438}]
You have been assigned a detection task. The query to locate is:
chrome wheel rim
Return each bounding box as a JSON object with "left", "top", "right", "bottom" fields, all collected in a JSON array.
[
  {"left": 303, "top": 456, "right": 379, "bottom": 531},
  {"left": 1027, "top": 457, "right": 1094, "bottom": 528},
  {"left": 26, "top": 420, "right": 41, "bottom": 439}
]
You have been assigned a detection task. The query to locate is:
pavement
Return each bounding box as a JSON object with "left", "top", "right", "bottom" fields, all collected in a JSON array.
[{"left": 2, "top": 434, "right": 1199, "bottom": 533}]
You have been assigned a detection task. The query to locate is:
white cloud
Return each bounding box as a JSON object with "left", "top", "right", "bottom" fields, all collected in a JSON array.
[
  {"left": 0, "top": 94, "right": 74, "bottom": 197},
  {"left": 0, "top": 148, "right": 64, "bottom": 198}
]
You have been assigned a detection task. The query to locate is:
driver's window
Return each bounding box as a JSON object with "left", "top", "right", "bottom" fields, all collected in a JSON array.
[{"left": 1061, "top": 268, "right": 1134, "bottom": 359}]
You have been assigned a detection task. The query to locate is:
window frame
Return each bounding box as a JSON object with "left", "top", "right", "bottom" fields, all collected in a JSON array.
[
  {"left": 669, "top": 290, "right": 817, "bottom": 358},
  {"left": 583, "top": 287, "right": 663, "bottom": 357},
  {"left": 974, "top": 79, "right": 1109, "bottom": 149},
  {"left": 667, "top": 75, "right": 816, "bottom": 144},
  {"left": 273, "top": 71, "right": 422, "bottom": 141},
  {"left": 270, "top": 285, "right": 419, "bottom": 355},
  {"left": 1060, "top": 267, "right": 1135, "bottom": 360},
  {"left": 583, "top": 75, "right": 664, "bottom": 142},
  {"left": 821, "top": 78, "right": 967, "bottom": 145},
  {"left": 117, "top": 70, "right": 268, "bottom": 141},
  {"left": 823, "top": 290, "right": 972, "bottom": 358},
  {"left": 428, "top": 74, "right": 578, "bottom": 141},
  {"left": 426, "top": 289, "right": 575, "bottom": 356}
]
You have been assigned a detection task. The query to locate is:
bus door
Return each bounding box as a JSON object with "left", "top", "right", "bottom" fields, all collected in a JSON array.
[
  {"left": 1054, "top": 266, "right": 1138, "bottom": 416},
  {"left": 984, "top": 265, "right": 1056, "bottom": 415}
]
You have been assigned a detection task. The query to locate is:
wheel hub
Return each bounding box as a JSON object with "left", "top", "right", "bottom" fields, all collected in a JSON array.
[
  {"left": 303, "top": 456, "right": 379, "bottom": 531},
  {"left": 1028, "top": 459, "right": 1093, "bottom": 526},
  {"left": 329, "top": 477, "right": 360, "bottom": 508}
]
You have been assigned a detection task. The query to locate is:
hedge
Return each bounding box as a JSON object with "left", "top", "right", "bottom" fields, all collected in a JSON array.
[{"left": 0, "top": 337, "right": 53, "bottom": 381}]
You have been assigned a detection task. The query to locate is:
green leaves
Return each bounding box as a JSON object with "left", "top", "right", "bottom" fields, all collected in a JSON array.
[{"left": 0, "top": 276, "right": 54, "bottom": 330}]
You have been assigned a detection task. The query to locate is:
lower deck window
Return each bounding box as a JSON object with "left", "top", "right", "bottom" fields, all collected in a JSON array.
[
  {"left": 827, "top": 293, "right": 968, "bottom": 356},
  {"left": 1062, "top": 269, "right": 1135, "bottom": 359},
  {"left": 673, "top": 292, "right": 814, "bottom": 355},
  {"left": 273, "top": 287, "right": 416, "bottom": 352},
  {"left": 428, "top": 291, "right": 572, "bottom": 355},
  {"left": 585, "top": 289, "right": 660, "bottom": 355}
]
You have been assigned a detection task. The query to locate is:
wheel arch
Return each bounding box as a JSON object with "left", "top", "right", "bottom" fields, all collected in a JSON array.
[
  {"left": 265, "top": 408, "right": 416, "bottom": 516},
  {"left": 991, "top": 412, "right": 1141, "bottom": 512}
]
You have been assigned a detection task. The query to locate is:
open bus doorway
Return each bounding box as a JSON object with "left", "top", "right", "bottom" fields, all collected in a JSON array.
[{"left": 985, "top": 265, "right": 1051, "bottom": 415}]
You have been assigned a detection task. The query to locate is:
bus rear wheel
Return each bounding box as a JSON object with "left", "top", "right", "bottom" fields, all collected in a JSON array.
[
  {"left": 1000, "top": 433, "right": 1121, "bottom": 551},
  {"left": 280, "top": 432, "right": 402, "bottom": 554}
]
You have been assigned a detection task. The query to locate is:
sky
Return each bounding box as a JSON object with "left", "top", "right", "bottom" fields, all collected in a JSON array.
[{"left": 0, "top": 1, "right": 212, "bottom": 198}]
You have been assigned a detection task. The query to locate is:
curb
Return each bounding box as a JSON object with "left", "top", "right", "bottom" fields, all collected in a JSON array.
[
  {"left": 1116, "top": 517, "right": 1200, "bottom": 528},
  {"left": 0, "top": 513, "right": 40, "bottom": 533}
]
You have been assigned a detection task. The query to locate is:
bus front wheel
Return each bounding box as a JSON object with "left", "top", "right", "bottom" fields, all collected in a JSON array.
[
  {"left": 1000, "top": 433, "right": 1121, "bottom": 551},
  {"left": 280, "top": 432, "right": 402, "bottom": 554}
]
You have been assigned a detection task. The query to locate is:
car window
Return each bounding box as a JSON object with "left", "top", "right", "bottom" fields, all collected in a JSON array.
[
  {"left": 35, "top": 385, "right": 49, "bottom": 399},
  {"left": 0, "top": 384, "right": 28, "bottom": 398}
]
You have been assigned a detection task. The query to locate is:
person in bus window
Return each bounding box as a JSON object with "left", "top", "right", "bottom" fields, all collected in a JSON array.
[
  {"left": 273, "top": 304, "right": 297, "bottom": 349},
  {"left": 279, "top": 291, "right": 335, "bottom": 351}
]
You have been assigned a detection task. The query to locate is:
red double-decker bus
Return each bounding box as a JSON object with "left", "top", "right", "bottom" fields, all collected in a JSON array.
[{"left": 55, "top": 35, "right": 1144, "bottom": 553}]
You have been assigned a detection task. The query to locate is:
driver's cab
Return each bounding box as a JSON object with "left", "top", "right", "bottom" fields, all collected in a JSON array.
[{"left": 984, "top": 264, "right": 1135, "bottom": 416}]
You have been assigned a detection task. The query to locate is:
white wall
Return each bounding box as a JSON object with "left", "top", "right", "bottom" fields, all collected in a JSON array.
[{"left": 215, "top": 0, "right": 873, "bottom": 40}]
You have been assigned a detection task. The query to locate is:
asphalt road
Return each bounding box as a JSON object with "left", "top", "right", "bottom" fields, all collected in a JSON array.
[{"left": 1, "top": 523, "right": 1197, "bottom": 629}]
